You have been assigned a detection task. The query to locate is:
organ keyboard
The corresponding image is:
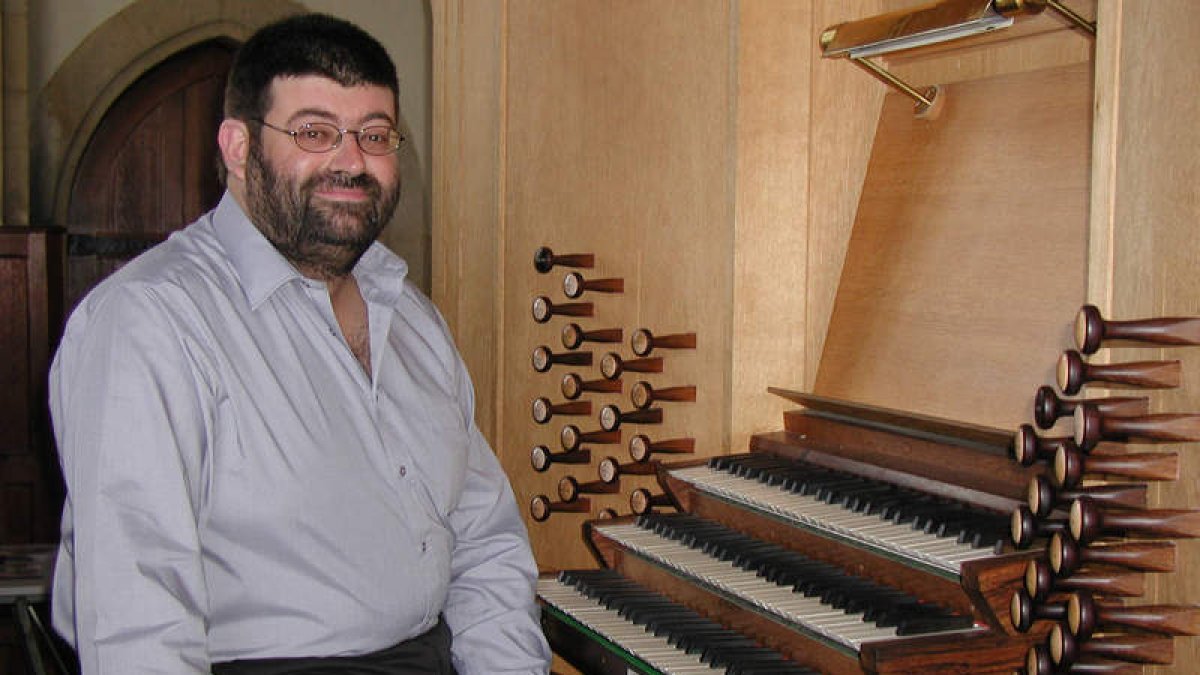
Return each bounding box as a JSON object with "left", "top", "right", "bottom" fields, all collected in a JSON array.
[{"left": 539, "top": 390, "right": 1047, "bottom": 674}]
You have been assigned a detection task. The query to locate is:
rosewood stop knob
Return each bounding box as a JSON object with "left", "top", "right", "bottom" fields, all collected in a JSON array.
[
  {"left": 629, "top": 434, "right": 695, "bottom": 463},
  {"left": 1056, "top": 349, "right": 1181, "bottom": 396},
  {"left": 561, "top": 323, "right": 622, "bottom": 350},
  {"left": 1050, "top": 622, "right": 1174, "bottom": 666},
  {"left": 630, "top": 328, "right": 696, "bottom": 357},
  {"left": 532, "top": 397, "right": 592, "bottom": 424},
  {"left": 600, "top": 352, "right": 664, "bottom": 380},
  {"left": 563, "top": 272, "right": 624, "bottom": 299},
  {"left": 530, "top": 444, "right": 591, "bottom": 472},
  {"left": 1069, "top": 497, "right": 1200, "bottom": 545},
  {"left": 599, "top": 404, "right": 663, "bottom": 432},
  {"left": 530, "top": 494, "right": 590, "bottom": 522},
  {"left": 1010, "top": 587, "right": 1066, "bottom": 632},
  {"left": 1075, "top": 303, "right": 1200, "bottom": 355},
  {"left": 630, "top": 381, "right": 696, "bottom": 409},
  {"left": 1011, "top": 505, "right": 1067, "bottom": 548},
  {"left": 1073, "top": 402, "right": 1200, "bottom": 451},
  {"left": 531, "top": 346, "right": 592, "bottom": 373},
  {"left": 597, "top": 456, "right": 657, "bottom": 484},
  {"left": 533, "top": 247, "right": 594, "bottom": 274},
  {"left": 1054, "top": 443, "right": 1179, "bottom": 489},
  {"left": 560, "top": 424, "right": 621, "bottom": 452},
  {"left": 531, "top": 295, "right": 594, "bottom": 324},
  {"left": 1024, "top": 558, "right": 1145, "bottom": 602},
  {"left": 557, "top": 475, "right": 620, "bottom": 502},
  {"left": 1012, "top": 424, "right": 1073, "bottom": 466},
  {"left": 629, "top": 488, "right": 673, "bottom": 515},
  {"left": 1069, "top": 591, "right": 1200, "bottom": 639},
  {"left": 561, "top": 372, "right": 623, "bottom": 400},
  {"left": 1034, "top": 385, "right": 1149, "bottom": 429},
  {"left": 1027, "top": 474, "right": 1147, "bottom": 518},
  {"left": 1050, "top": 532, "right": 1177, "bottom": 576}
]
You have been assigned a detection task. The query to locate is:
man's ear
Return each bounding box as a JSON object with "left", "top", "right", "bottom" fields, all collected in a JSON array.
[{"left": 218, "top": 119, "right": 250, "bottom": 182}]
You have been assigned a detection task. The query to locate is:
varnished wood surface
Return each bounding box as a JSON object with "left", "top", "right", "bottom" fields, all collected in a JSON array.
[
  {"left": 587, "top": 517, "right": 1033, "bottom": 674},
  {"left": 814, "top": 62, "right": 1092, "bottom": 430}
]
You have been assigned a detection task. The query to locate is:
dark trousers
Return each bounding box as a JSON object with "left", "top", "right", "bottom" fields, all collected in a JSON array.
[{"left": 211, "top": 618, "right": 456, "bottom": 675}]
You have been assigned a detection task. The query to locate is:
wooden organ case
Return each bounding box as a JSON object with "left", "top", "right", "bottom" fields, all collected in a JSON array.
[{"left": 431, "top": 1, "right": 1200, "bottom": 674}]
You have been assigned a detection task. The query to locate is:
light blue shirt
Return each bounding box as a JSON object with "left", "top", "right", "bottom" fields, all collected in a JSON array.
[{"left": 49, "top": 192, "right": 551, "bottom": 674}]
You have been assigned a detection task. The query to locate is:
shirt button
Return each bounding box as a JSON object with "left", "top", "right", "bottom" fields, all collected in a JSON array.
[
  {"left": 421, "top": 541, "right": 428, "bottom": 553},
  {"left": 399, "top": 465, "right": 407, "bottom": 477}
]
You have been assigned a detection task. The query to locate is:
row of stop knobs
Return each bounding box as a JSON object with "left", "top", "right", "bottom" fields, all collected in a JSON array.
[
  {"left": 527, "top": 247, "right": 696, "bottom": 522},
  {"left": 1011, "top": 304, "right": 1200, "bottom": 674}
]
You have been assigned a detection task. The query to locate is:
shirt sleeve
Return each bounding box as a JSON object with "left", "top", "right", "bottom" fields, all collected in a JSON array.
[
  {"left": 441, "top": 361, "right": 551, "bottom": 674},
  {"left": 50, "top": 283, "right": 213, "bottom": 674}
]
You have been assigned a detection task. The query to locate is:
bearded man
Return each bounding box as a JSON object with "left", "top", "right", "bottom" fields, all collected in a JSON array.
[{"left": 48, "top": 14, "right": 551, "bottom": 675}]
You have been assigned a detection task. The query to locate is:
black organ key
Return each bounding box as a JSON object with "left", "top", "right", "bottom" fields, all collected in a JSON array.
[
  {"left": 549, "top": 569, "right": 818, "bottom": 674},
  {"left": 632, "top": 513, "right": 975, "bottom": 637},
  {"left": 709, "top": 454, "right": 1009, "bottom": 555}
]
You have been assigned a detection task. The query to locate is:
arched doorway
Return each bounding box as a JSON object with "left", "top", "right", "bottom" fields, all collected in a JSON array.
[{"left": 64, "top": 39, "right": 235, "bottom": 307}]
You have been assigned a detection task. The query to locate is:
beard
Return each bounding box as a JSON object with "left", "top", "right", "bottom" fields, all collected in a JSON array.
[{"left": 244, "top": 138, "right": 401, "bottom": 279}]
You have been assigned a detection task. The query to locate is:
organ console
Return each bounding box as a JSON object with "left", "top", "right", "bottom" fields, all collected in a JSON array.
[
  {"left": 629, "top": 381, "right": 696, "bottom": 409},
  {"left": 1033, "top": 385, "right": 1149, "bottom": 429},
  {"left": 1056, "top": 349, "right": 1181, "bottom": 396},
  {"left": 560, "top": 372, "right": 623, "bottom": 399},
  {"left": 531, "top": 345, "right": 592, "bottom": 373},
  {"left": 629, "top": 328, "right": 696, "bottom": 357},
  {"left": 531, "top": 397, "right": 590, "bottom": 424},
  {"left": 531, "top": 295, "right": 593, "bottom": 323},
  {"left": 562, "top": 271, "right": 624, "bottom": 298},
  {"left": 599, "top": 352, "right": 663, "bottom": 380},
  {"left": 1075, "top": 304, "right": 1200, "bottom": 355},
  {"left": 539, "top": 391, "right": 1053, "bottom": 674},
  {"left": 533, "top": 246, "right": 594, "bottom": 273},
  {"left": 560, "top": 323, "right": 622, "bottom": 350},
  {"left": 628, "top": 434, "right": 695, "bottom": 463}
]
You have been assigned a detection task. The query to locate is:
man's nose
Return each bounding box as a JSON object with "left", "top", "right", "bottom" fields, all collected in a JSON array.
[{"left": 328, "top": 132, "right": 366, "bottom": 173}]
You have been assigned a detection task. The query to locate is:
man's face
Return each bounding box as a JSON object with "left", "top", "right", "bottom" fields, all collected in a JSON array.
[{"left": 245, "top": 75, "right": 401, "bottom": 278}]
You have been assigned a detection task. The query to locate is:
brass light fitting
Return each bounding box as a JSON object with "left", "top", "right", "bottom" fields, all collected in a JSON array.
[{"left": 821, "top": 0, "right": 1096, "bottom": 115}]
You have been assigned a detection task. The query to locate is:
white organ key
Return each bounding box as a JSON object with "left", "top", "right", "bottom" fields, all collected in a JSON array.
[
  {"left": 596, "top": 523, "right": 904, "bottom": 650},
  {"left": 670, "top": 465, "right": 994, "bottom": 575},
  {"left": 537, "top": 577, "right": 725, "bottom": 674}
]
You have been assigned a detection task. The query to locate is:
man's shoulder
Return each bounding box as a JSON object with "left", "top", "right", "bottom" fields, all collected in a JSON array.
[{"left": 72, "top": 215, "right": 235, "bottom": 320}]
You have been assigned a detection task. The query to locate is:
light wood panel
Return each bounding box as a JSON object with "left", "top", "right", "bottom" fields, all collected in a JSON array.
[
  {"left": 815, "top": 63, "right": 1093, "bottom": 429},
  {"left": 503, "top": 1, "right": 735, "bottom": 571},
  {"left": 1091, "top": 3, "right": 1200, "bottom": 673}
]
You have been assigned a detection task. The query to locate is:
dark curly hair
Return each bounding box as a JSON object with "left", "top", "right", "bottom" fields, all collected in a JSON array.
[{"left": 224, "top": 13, "right": 399, "bottom": 123}]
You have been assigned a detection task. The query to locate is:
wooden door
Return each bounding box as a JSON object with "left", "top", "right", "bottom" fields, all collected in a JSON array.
[{"left": 66, "top": 39, "right": 235, "bottom": 307}]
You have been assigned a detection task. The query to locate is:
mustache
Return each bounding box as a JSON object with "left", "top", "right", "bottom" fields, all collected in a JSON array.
[{"left": 305, "top": 171, "right": 382, "bottom": 195}]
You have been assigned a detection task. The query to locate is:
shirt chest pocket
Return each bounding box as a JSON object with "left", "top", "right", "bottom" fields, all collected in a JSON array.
[{"left": 382, "top": 389, "right": 470, "bottom": 518}]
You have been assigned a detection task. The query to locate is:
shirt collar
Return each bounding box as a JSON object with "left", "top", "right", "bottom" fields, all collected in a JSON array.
[{"left": 211, "top": 190, "right": 409, "bottom": 309}]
